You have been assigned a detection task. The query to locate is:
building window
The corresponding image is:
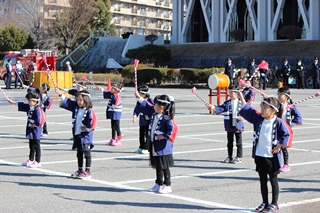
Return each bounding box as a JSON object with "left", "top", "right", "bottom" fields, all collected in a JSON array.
[
  {"left": 0, "top": 0, "right": 5, "bottom": 2},
  {"left": 0, "top": 9, "right": 4, "bottom": 15},
  {"left": 16, "top": 8, "right": 22, "bottom": 14}
]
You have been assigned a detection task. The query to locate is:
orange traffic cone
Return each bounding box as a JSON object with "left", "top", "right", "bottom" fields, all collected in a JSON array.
[{"left": 106, "top": 77, "right": 111, "bottom": 91}]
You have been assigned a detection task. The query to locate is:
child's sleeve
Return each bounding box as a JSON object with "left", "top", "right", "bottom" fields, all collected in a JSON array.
[
  {"left": 214, "top": 102, "right": 227, "bottom": 115},
  {"left": 239, "top": 103, "right": 261, "bottom": 124},
  {"left": 17, "top": 102, "right": 29, "bottom": 112},
  {"left": 133, "top": 102, "right": 140, "bottom": 117},
  {"left": 59, "top": 96, "right": 76, "bottom": 112},
  {"left": 103, "top": 91, "right": 112, "bottom": 99},
  {"left": 278, "top": 119, "right": 293, "bottom": 148},
  {"left": 291, "top": 107, "right": 302, "bottom": 125}
]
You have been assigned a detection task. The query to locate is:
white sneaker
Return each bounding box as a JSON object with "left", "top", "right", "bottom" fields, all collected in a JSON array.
[
  {"left": 140, "top": 149, "right": 149, "bottom": 154},
  {"left": 158, "top": 185, "right": 172, "bottom": 194},
  {"left": 28, "top": 161, "right": 41, "bottom": 168},
  {"left": 232, "top": 157, "right": 242, "bottom": 164},
  {"left": 134, "top": 148, "right": 143, "bottom": 153},
  {"left": 149, "top": 184, "right": 161, "bottom": 192},
  {"left": 42, "top": 134, "right": 48, "bottom": 137}
]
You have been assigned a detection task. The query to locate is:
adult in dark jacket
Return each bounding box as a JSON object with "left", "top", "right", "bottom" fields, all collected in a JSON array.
[
  {"left": 247, "top": 58, "right": 258, "bottom": 86},
  {"left": 281, "top": 59, "right": 291, "bottom": 86},
  {"left": 296, "top": 59, "right": 305, "bottom": 89},
  {"left": 224, "top": 58, "right": 236, "bottom": 88},
  {"left": 311, "top": 57, "right": 320, "bottom": 89}
]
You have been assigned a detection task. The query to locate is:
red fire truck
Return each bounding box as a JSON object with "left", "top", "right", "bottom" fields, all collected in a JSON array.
[{"left": 1, "top": 49, "right": 56, "bottom": 85}]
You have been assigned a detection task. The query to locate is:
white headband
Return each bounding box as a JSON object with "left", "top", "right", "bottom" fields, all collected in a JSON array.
[
  {"left": 139, "top": 89, "right": 150, "bottom": 94},
  {"left": 79, "top": 92, "right": 91, "bottom": 97},
  {"left": 76, "top": 83, "right": 86, "bottom": 89},
  {"left": 261, "top": 100, "right": 279, "bottom": 112},
  {"left": 30, "top": 98, "right": 39, "bottom": 102},
  {"left": 112, "top": 86, "right": 121, "bottom": 91},
  {"left": 157, "top": 99, "right": 170, "bottom": 104}
]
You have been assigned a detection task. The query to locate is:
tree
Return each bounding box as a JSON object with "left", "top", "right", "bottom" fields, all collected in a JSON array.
[
  {"left": 122, "top": 32, "right": 133, "bottom": 39},
  {"left": 145, "top": 34, "right": 158, "bottom": 44},
  {"left": 49, "top": 0, "right": 97, "bottom": 55},
  {"left": 125, "top": 44, "right": 171, "bottom": 65},
  {"left": 0, "top": 24, "right": 28, "bottom": 52},
  {"left": 11, "top": 0, "right": 53, "bottom": 49},
  {"left": 92, "top": 0, "right": 117, "bottom": 36}
]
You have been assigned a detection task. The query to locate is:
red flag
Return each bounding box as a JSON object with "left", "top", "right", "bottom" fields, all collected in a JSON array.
[
  {"left": 134, "top": 59, "right": 139, "bottom": 68},
  {"left": 258, "top": 61, "right": 269, "bottom": 70}
]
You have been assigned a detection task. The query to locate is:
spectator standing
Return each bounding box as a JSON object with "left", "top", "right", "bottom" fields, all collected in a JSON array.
[
  {"left": 259, "top": 59, "right": 268, "bottom": 90},
  {"left": 296, "top": 59, "right": 305, "bottom": 89},
  {"left": 247, "top": 58, "right": 258, "bottom": 87},
  {"left": 281, "top": 59, "right": 291, "bottom": 86},
  {"left": 15, "top": 60, "right": 23, "bottom": 89},
  {"left": 224, "top": 58, "right": 236, "bottom": 88},
  {"left": 5, "top": 59, "right": 13, "bottom": 89},
  {"left": 66, "top": 61, "right": 72, "bottom": 71},
  {"left": 311, "top": 57, "right": 320, "bottom": 89}
]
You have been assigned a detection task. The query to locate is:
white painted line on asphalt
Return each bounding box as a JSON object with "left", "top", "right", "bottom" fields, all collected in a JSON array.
[
  {"left": 1, "top": 158, "right": 319, "bottom": 212},
  {"left": 0, "top": 158, "right": 253, "bottom": 213}
]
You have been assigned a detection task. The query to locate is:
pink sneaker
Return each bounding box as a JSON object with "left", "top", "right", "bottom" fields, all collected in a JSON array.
[
  {"left": 280, "top": 164, "right": 290, "bottom": 172},
  {"left": 113, "top": 139, "right": 122, "bottom": 146},
  {"left": 22, "top": 160, "right": 33, "bottom": 167},
  {"left": 28, "top": 161, "right": 41, "bottom": 168},
  {"left": 107, "top": 139, "right": 115, "bottom": 146}
]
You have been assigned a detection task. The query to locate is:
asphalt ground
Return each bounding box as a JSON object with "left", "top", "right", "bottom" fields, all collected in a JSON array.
[{"left": 0, "top": 82, "right": 320, "bottom": 213}]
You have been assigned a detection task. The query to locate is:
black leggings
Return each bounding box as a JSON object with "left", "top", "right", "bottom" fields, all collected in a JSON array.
[
  {"left": 111, "top": 120, "right": 121, "bottom": 139},
  {"left": 156, "top": 168, "right": 171, "bottom": 186},
  {"left": 282, "top": 147, "right": 289, "bottom": 164},
  {"left": 227, "top": 132, "right": 242, "bottom": 158},
  {"left": 258, "top": 170, "right": 279, "bottom": 205},
  {"left": 29, "top": 139, "right": 41, "bottom": 163},
  {"left": 139, "top": 125, "right": 149, "bottom": 150},
  {"left": 74, "top": 134, "right": 92, "bottom": 169},
  {"left": 77, "top": 150, "right": 92, "bottom": 169}
]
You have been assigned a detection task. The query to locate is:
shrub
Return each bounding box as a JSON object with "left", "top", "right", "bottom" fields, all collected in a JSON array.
[
  {"left": 278, "top": 26, "right": 302, "bottom": 40},
  {"left": 229, "top": 29, "right": 247, "bottom": 42},
  {"left": 180, "top": 68, "right": 203, "bottom": 83},
  {"left": 73, "top": 73, "right": 122, "bottom": 84},
  {"left": 137, "top": 68, "right": 163, "bottom": 85},
  {"left": 121, "top": 63, "right": 150, "bottom": 82}
]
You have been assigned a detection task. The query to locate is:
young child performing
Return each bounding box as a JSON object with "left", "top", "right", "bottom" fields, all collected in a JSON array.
[
  {"left": 133, "top": 85, "right": 154, "bottom": 154},
  {"left": 8, "top": 89, "right": 45, "bottom": 168},
  {"left": 239, "top": 79, "right": 255, "bottom": 103},
  {"left": 205, "top": 88, "right": 244, "bottom": 164},
  {"left": 277, "top": 86, "right": 302, "bottom": 172},
  {"left": 25, "top": 83, "right": 53, "bottom": 137},
  {"left": 96, "top": 83, "right": 123, "bottom": 146},
  {"left": 55, "top": 88, "right": 97, "bottom": 178},
  {"left": 147, "top": 95, "right": 178, "bottom": 194},
  {"left": 238, "top": 93, "right": 292, "bottom": 213},
  {"left": 39, "top": 83, "right": 52, "bottom": 137}
]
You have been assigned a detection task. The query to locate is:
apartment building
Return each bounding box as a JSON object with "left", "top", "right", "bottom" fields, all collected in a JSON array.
[
  {"left": 0, "top": 0, "right": 172, "bottom": 39},
  {"left": 110, "top": 0, "right": 172, "bottom": 39},
  {"left": 0, "top": 0, "right": 70, "bottom": 29}
]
